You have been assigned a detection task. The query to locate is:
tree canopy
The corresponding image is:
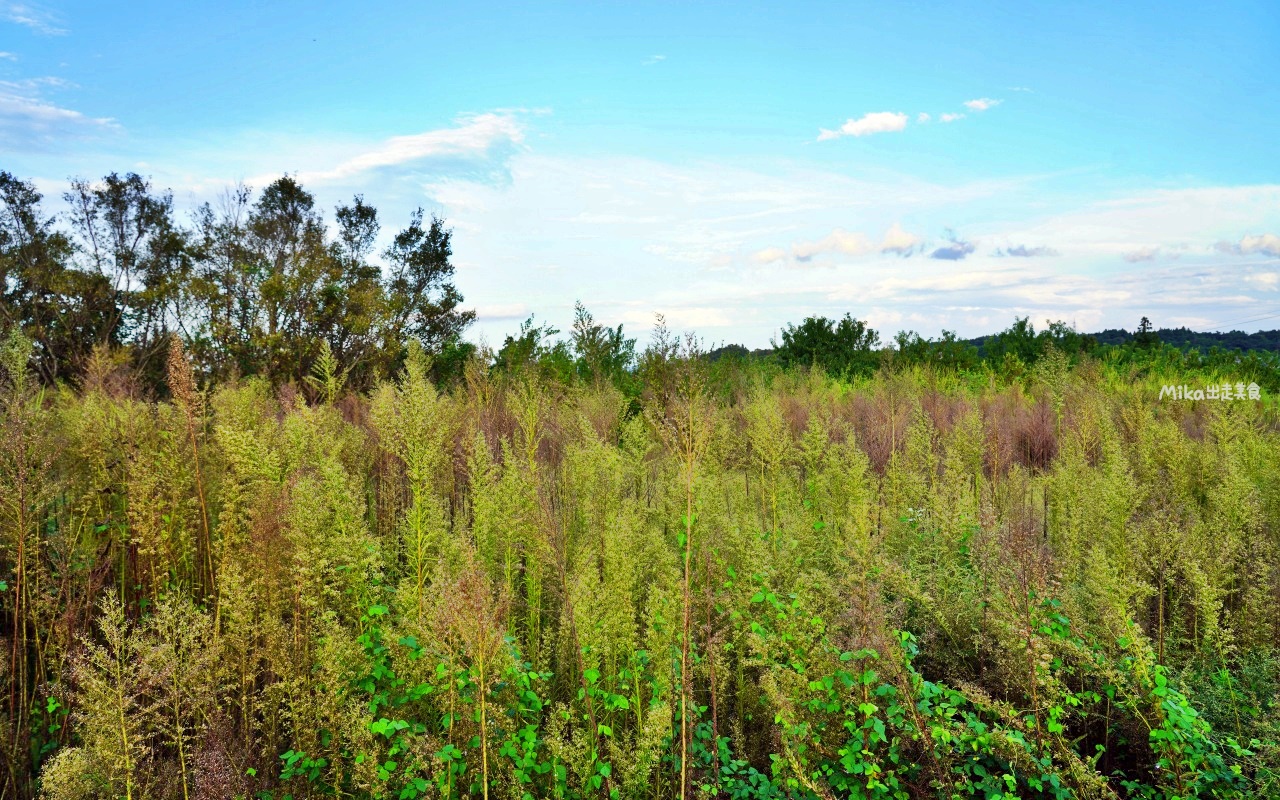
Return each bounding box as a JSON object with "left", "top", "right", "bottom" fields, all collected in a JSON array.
[
  {"left": 774, "top": 313, "right": 881, "bottom": 377},
  {"left": 0, "top": 171, "right": 475, "bottom": 394}
]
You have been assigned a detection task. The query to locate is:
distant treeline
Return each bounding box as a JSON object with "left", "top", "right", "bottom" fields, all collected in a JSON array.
[
  {"left": 705, "top": 315, "right": 1280, "bottom": 394},
  {"left": 713, "top": 323, "right": 1280, "bottom": 363},
  {"left": 1086, "top": 326, "right": 1280, "bottom": 351}
]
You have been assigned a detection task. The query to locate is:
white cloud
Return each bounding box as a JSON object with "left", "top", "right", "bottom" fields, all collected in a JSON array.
[
  {"left": 964, "top": 98, "right": 1002, "bottom": 111},
  {"left": 823, "top": 255, "right": 1270, "bottom": 334},
  {"left": 0, "top": 93, "right": 87, "bottom": 123},
  {"left": 817, "top": 111, "right": 908, "bottom": 141},
  {"left": 393, "top": 154, "right": 1043, "bottom": 344},
  {"left": 1245, "top": 272, "right": 1279, "bottom": 289},
  {"left": 1040, "top": 187, "right": 1280, "bottom": 260},
  {"left": 619, "top": 305, "right": 733, "bottom": 330},
  {"left": 743, "top": 224, "right": 920, "bottom": 267},
  {"left": 0, "top": 51, "right": 16, "bottom": 61},
  {"left": 642, "top": 54, "right": 666, "bottom": 66},
  {"left": 1217, "top": 232, "right": 1280, "bottom": 258},
  {"left": 97, "top": 111, "right": 1280, "bottom": 346},
  {"left": 0, "top": 76, "right": 116, "bottom": 146},
  {"left": 2, "top": 2, "right": 66, "bottom": 35},
  {"left": 1240, "top": 233, "right": 1280, "bottom": 256},
  {"left": 833, "top": 266, "right": 1030, "bottom": 300},
  {"left": 939, "top": 112, "right": 964, "bottom": 123},
  {"left": 880, "top": 222, "right": 921, "bottom": 255},
  {"left": 792, "top": 227, "right": 872, "bottom": 262},
  {"left": 916, "top": 112, "right": 930, "bottom": 123},
  {"left": 475, "top": 302, "right": 529, "bottom": 321},
  {"left": 3, "top": 76, "right": 71, "bottom": 91},
  {"left": 752, "top": 246, "right": 788, "bottom": 264}
]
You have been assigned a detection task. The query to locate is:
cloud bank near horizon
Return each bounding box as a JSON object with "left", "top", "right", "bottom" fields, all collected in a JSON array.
[{"left": 5, "top": 106, "right": 1278, "bottom": 347}]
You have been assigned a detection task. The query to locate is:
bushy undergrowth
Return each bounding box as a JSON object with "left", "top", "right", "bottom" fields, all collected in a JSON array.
[{"left": 2, "top": 334, "right": 1278, "bottom": 799}]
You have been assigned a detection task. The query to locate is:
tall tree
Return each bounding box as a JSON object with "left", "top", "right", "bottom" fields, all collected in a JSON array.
[
  {"left": 247, "top": 175, "right": 331, "bottom": 382},
  {"left": 320, "top": 195, "right": 386, "bottom": 388},
  {"left": 64, "top": 173, "right": 187, "bottom": 380},
  {"left": 188, "top": 184, "right": 258, "bottom": 381},
  {"left": 1, "top": 172, "right": 112, "bottom": 384},
  {"left": 383, "top": 210, "right": 476, "bottom": 362},
  {"left": 1135, "top": 315, "right": 1159, "bottom": 348},
  {"left": 570, "top": 301, "right": 635, "bottom": 387},
  {"left": 7, "top": 171, "right": 481, "bottom": 392}
]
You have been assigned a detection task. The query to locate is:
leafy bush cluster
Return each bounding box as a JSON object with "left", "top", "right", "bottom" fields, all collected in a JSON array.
[{"left": 2, "top": 316, "right": 1278, "bottom": 800}]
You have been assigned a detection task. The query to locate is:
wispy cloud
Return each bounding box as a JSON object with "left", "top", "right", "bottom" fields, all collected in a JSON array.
[
  {"left": 0, "top": 76, "right": 116, "bottom": 148},
  {"left": 436, "top": 175, "right": 1280, "bottom": 342},
  {"left": 817, "top": 111, "right": 908, "bottom": 141},
  {"left": 475, "top": 302, "right": 530, "bottom": 321},
  {"left": 2, "top": 2, "right": 67, "bottom": 35},
  {"left": 142, "top": 120, "right": 1277, "bottom": 345},
  {"left": 290, "top": 111, "right": 528, "bottom": 183},
  {"left": 1216, "top": 233, "right": 1280, "bottom": 258},
  {"left": 999, "top": 244, "right": 1059, "bottom": 257},
  {"left": 0, "top": 93, "right": 111, "bottom": 126},
  {"left": 939, "top": 112, "right": 964, "bottom": 123},
  {"left": 964, "top": 97, "right": 1001, "bottom": 111},
  {"left": 1007, "top": 86, "right": 1033, "bottom": 93},
  {"left": 0, "top": 51, "right": 16, "bottom": 61},
  {"left": 1244, "top": 272, "right": 1278, "bottom": 289},
  {"left": 916, "top": 112, "right": 930, "bottom": 123},
  {"left": 3, "top": 76, "right": 71, "bottom": 91},
  {"left": 618, "top": 305, "right": 733, "bottom": 330},
  {"left": 642, "top": 54, "right": 666, "bottom": 66}
]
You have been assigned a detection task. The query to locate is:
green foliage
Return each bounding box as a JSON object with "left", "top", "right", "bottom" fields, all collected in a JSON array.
[
  {"left": 891, "top": 329, "right": 980, "bottom": 371},
  {"left": 570, "top": 301, "right": 637, "bottom": 391},
  {"left": 978, "top": 317, "right": 1098, "bottom": 366},
  {"left": 493, "top": 315, "right": 577, "bottom": 382},
  {"left": 774, "top": 313, "right": 881, "bottom": 378}
]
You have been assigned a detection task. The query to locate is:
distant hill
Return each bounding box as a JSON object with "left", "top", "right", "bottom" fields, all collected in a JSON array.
[
  {"left": 707, "top": 343, "right": 775, "bottom": 360},
  {"left": 1085, "top": 327, "right": 1280, "bottom": 351}
]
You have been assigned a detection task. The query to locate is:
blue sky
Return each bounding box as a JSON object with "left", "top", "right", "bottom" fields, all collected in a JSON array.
[{"left": 3, "top": 0, "right": 1279, "bottom": 347}]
